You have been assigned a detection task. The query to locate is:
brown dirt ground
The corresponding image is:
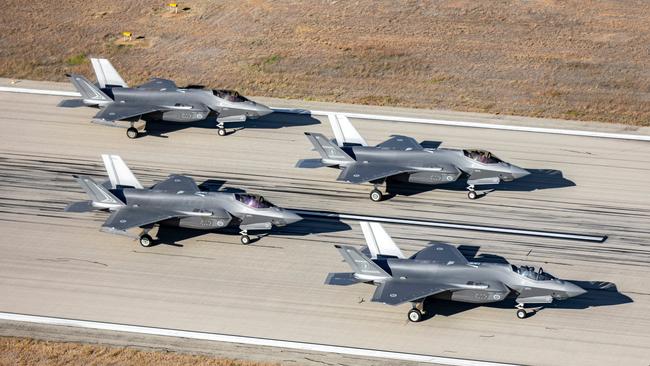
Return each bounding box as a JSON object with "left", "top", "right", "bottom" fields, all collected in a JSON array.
[
  {"left": 0, "top": 337, "right": 278, "bottom": 366},
  {"left": 1, "top": 0, "right": 650, "bottom": 126}
]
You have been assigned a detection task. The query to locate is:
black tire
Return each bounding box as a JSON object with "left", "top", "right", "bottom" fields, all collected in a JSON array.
[
  {"left": 240, "top": 235, "right": 251, "bottom": 245},
  {"left": 516, "top": 309, "right": 527, "bottom": 319},
  {"left": 126, "top": 127, "right": 138, "bottom": 139},
  {"left": 217, "top": 128, "right": 227, "bottom": 136},
  {"left": 370, "top": 189, "right": 383, "bottom": 202},
  {"left": 139, "top": 234, "right": 153, "bottom": 247},
  {"left": 408, "top": 308, "right": 422, "bottom": 322},
  {"left": 467, "top": 191, "right": 478, "bottom": 200}
]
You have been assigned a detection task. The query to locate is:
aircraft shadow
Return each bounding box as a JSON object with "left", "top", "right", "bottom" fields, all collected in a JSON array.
[
  {"left": 419, "top": 246, "right": 632, "bottom": 320},
  {"left": 385, "top": 168, "right": 575, "bottom": 198},
  {"left": 149, "top": 179, "right": 351, "bottom": 246},
  {"left": 153, "top": 218, "right": 350, "bottom": 246},
  {"left": 142, "top": 112, "right": 320, "bottom": 138},
  {"left": 423, "top": 281, "right": 632, "bottom": 320}
]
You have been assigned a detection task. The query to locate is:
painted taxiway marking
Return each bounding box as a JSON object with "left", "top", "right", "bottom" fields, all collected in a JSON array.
[
  {"left": 0, "top": 86, "right": 80, "bottom": 97},
  {"left": 292, "top": 210, "right": 607, "bottom": 242},
  {"left": 2, "top": 86, "right": 649, "bottom": 141},
  {"left": 0, "top": 312, "right": 517, "bottom": 366}
]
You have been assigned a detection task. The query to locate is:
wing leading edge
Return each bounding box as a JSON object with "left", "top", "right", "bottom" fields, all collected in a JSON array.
[
  {"left": 376, "top": 135, "right": 423, "bottom": 151},
  {"left": 151, "top": 175, "right": 200, "bottom": 194},
  {"left": 411, "top": 243, "right": 469, "bottom": 265}
]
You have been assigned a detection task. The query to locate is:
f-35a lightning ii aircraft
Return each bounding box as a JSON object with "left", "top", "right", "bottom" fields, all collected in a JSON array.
[
  {"left": 326, "top": 222, "right": 586, "bottom": 322},
  {"left": 65, "top": 155, "right": 301, "bottom": 246},
  {"left": 58, "top": 58, "right": 272, "bottom": 138},
  {"left": 298, "top": 114, "right": 529, "bottom": 201}
]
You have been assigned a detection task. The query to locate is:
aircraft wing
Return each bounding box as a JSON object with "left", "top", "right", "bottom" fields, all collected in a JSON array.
[
  {"left": 411, "top": 243, "right": 469, "bottom": 265},
  {"left": 137, "top": 78, "right": 178, "bottom": 91},
  {"left": 337, "top": 163, "right": 416, "bottom": 184},
  {"left": 151, "top": 175, "right": 200, "bottom": 194},
  {"left": 101, "top": 207, "right": 182, "bottom": 233},
  {"left": 371, "top": 280, "right": 454, "bottom": 305},
  {"left": 93, "top": 104, "right": 161, "bottom": 122},
  {"left": 376, "top": 135, "right": 423, "bottom": 151}
]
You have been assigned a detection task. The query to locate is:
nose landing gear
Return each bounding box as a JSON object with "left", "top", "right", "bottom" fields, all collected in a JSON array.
[
  {"left": 516, "top": 303, "right": 528, "bottom": 319},
  {"left": 217, "top": 122, "right": 227, "bottom": 136},
  {"left": 239, "top": 230, "right": 252, "bottom": 245},
  {"left": 467, "top": 185, "right": 489, "bottom": 200}
]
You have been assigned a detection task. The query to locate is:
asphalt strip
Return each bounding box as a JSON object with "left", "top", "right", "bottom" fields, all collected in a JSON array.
[
  {"left": 0, "top": 312, "right": 519, "bottom": 366},
  {"left": 2, "top": 86, "right": 649, "bottom": 141}
]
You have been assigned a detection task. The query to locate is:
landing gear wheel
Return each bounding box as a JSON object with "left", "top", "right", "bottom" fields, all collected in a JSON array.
[
  {"left": 467, "top": 190, "right": 478, "bottom": 200},
  {"left": 516, "top": 309, "right": 527, "bottom": 319},
  {"left": 139, "top": 234, "right": 153, "bottom": 247},
  {"left": 217, "top": 128, "right": 227, "bottom": 136},
  {"left": 408, "top": 308, "right": 423, "bottom": 322},
  {"left": 240, "top": 235, "right": 251, "bottom": 245},
  {"left": 370, "top": 189, "right": 383, "bottom": 202},
  {"left": 126, "top": 127, "right": 139, "bottom": 139}
]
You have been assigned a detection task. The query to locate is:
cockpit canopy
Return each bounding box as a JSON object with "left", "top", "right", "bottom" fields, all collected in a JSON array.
[
  {"left": 213, "top": 89, "right": 249, "bottom": 103},
  {"left": 235, "top": 194, "right": 274, "bottom": 208},
  {"left": 512, "top": 265, "right": 555, "bottom": 281},
  {"left": 463, "top": 149, "right": 503, "bottom": 164}
]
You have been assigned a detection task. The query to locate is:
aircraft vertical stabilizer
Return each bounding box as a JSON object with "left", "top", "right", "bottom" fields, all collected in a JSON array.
[
  {"left": 101, "top": 154, "right": 143, "bottom": 189},
  {"left": 328, "top": 114, "right": 368, "bottom": 147},
  {"left": 334, "top": 244, "right": 391, "bottom": 281},
  {"left": 304, "top": 132, "right": 354, "bottom": 162},
  {"left": 360, "top": 222, "right": 405, "bottom": 259},
  {"left": 73, "top": 175, "right": 125, "bottom": 209},
  {"left": 91, "top": 58, "right": 128, "bottom": 88}
]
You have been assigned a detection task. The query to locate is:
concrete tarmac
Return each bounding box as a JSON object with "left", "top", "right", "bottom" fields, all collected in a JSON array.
[{"left": 0, "top": 80, "right": 649, "bottom": 365}]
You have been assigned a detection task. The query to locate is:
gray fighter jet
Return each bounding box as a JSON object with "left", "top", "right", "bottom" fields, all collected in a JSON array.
[
  {"left": 298, "top": 114, "right": 530, "bottom": 201},
  {"left": 58, "top": 58, "right": 272, "bottom": 138},
  {"left": 326, "top": 222, "right": 586, "bottom": 322},
  {"left": 65, "top": 155, "right": 301, "bottom": 246}
]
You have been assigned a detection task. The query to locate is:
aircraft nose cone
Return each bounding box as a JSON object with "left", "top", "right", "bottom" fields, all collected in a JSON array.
[
  {"left": 566, "top": 283, "right": 587, "bottom": 298},
  {"left": 511, "top": 166, "right": 530, "bottom": 179}
]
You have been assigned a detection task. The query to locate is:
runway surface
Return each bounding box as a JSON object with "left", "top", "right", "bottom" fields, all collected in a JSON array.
[{"left": 0, "top": 80, "right": 649, "bottom": 365}]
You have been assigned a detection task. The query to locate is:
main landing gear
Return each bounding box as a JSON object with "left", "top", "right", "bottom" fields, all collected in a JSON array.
[
  {"left": 516, "top": 303, "right": 528, "bottom": 319},
  {"left": 126, "top": 121, "right": 144, "bottom": 139},
  {"left": 217, "top": 122, "right": 227, "bottom": 136},
  {"left": 139, "top": 228, "right": 154, "bottom": 247},
  {"left": 126, "top": 127, "right": 139, "bottom": 139},
  {"left": 369, "top": 185, "right": 384, "bottom": 202},
  {"left": 407, "top": 302, "right": 426, "bottom": 322}
]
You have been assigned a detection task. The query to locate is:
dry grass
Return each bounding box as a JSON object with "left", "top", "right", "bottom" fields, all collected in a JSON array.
[
  {"left": 0, "top": 337, "right": 279, "bottom": 366},
  {"left": 1, "top": 0, "right": 649, "bottom": 126}
]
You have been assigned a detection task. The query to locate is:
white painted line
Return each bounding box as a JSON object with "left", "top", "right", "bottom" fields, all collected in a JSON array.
[
  {"left": 0, "top": 312, "right": 516, "bottom": 366},
  {"left": 0, "top": 86, "right": 79, "bottom": 97},
  {"left": 293, "top": 210, "right": 606, "bottom": 242},
  {"left": 2, "top": 86, "right": 649, "bottom": 141},
  {"left": 284, "top": 109, "right": 650, "bottom": 142}
]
